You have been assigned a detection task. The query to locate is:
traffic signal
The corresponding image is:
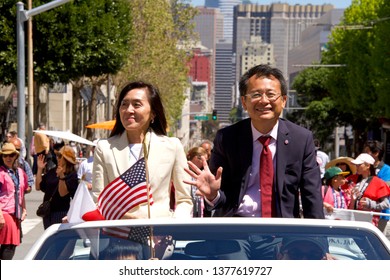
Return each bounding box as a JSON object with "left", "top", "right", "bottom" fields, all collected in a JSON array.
[{"left": 212, "top": 110, "right": 217, "bottom": 120}]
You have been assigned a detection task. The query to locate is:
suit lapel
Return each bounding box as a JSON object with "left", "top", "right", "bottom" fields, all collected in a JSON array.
[
  {"left": 239, "top": 119, "right": 253, "bottom": 169},
  {"left": 237, "top": 120, "right": 254, "bottom": 203},
  {"left": 276, "top": 120, "right": 290, "bottom": 196},
  {"left": 112, "top": 132, "right": 131, "bottom": 175}
]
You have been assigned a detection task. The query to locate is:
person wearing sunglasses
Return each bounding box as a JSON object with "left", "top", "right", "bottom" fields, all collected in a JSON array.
[{"left": 0, "top": 142, "right": 29, "bottom": 259}]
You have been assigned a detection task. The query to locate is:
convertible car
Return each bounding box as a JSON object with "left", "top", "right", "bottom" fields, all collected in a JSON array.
[{"left": 24, "top": 218, "right": 390, "bottom": 260}]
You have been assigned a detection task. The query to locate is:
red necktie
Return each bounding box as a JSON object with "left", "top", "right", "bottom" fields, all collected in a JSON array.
[{"left": 259, "top": 136, "right": 274, "bottom": 217}]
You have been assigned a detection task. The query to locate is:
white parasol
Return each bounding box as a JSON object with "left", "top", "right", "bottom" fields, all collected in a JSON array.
[{"left": 33, "top": 130, "right": 96, "bottom": 146}]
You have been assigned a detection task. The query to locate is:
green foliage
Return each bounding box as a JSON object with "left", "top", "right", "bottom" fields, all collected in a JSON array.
[
  {"left": 304, "top": 97, "right": 338, "bottom": 141},
  {"left": 0, "top": 0, "right": 132, "bottom": 85},
  {"left": 323, "top": 0, "right": 387, "bottom": 120},
  {"left": 370, "top": 2, "right": 390, "bottom": 116},
  {"left": 291, "top": 0, "right": 390, "bottom": 151},
  {"left": 229, "top": 107, "right": 239, "bottom": 123},
  {"left": 292, "top": 67, "right": 331, "bottom": 107},
  {"left": 33, "top": 0, "right": 132, "bottom": 84},
  {"left": 201, "top": 119, "right": 218, "bottom": 141},
  {"left": 0, "top": 0, "right": 19, "bottom": 85},
  {"left": 290, "top": 67, "right": 336, "bottom": 143},
  {"left": 116, "top": 0, "right": 197, "bottom": 129},
  {"left": 328, "top": 0, "right": 390, "bottom": 149}
]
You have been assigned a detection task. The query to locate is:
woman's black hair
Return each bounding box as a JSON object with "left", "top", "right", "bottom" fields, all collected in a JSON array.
[{"left": 110, "top": 81, "right": 167, "bottom": 137}]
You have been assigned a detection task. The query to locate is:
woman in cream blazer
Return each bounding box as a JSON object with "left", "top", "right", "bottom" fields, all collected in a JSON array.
[{"left": 92, "top": 81, "right": 193, "bottom": 219}]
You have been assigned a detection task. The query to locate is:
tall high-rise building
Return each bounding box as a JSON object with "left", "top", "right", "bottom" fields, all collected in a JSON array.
[
  {"left": 233, "top": 3, "right": 334, "bottom": 81},
  {"left": 288, "top": 9, "right": 344, "bottom": 82},
  {"left": 214, "top": 39, "right": 235, "bottom": 123},
  {"left": 241, "top": 36, "right": 274, "bottom": 75},
  {"left": 193, "top": 7, "right": 224, "bottom": 110},
  {"left": 287, "top": 8, "right": 344, "bottom": 109},
  {"left": 205, "top": 0, "right": 242, "bottom": 40},
  {"left": 194, "top": 7, "right": 224, "bottom": 51},
  {"left": 188, "top": 45, "right": 213, "bottom": 100}
]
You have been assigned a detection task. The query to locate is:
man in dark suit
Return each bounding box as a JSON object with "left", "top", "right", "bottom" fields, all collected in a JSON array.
[{"left": 185, "top": 64, "right": 324, "bottom": 219}]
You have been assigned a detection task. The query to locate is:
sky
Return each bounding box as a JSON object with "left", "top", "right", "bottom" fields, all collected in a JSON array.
[{"left": 190, "top": 0, "right": 352, "bottom": 9}]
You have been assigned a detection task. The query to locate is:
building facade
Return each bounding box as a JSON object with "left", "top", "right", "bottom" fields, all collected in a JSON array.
[
  {"left": 214, "top": 39, "right": 235, "bottom": 123},
  {"left": 233, "top": 3, "right": 334, "bottom": 80},
  {"left": 205, "top": 0, "right": 242, "bottom": 40}
]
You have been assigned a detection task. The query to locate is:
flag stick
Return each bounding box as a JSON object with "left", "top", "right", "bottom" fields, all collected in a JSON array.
[{"left": 143, "top": 131, "right": 155, "bottom": 258}]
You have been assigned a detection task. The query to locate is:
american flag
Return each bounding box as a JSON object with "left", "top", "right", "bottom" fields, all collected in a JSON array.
[
  {"left": 98, "top": 158, "right": 153, "bottom": 220},
  {"left": 102, "top": 226, "right": 151, "bottom": 244},
  {"left": 128, "top": 226, "right": 152, "bottom": 245}
]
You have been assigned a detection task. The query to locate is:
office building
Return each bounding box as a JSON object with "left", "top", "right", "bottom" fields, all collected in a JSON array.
[
  {"left": 214, "top": 39, "right": 235, "bottom": 123},
  {"left": 205, "top": 0, "right": 242, "bottom": 40},
  {"left": 234, "top": 3, "right": 334, "bottom": 81}
]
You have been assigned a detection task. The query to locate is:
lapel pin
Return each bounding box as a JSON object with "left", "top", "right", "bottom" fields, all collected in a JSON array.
[{"left": 284, "top": 140, "right": 289, "bottom": 145}]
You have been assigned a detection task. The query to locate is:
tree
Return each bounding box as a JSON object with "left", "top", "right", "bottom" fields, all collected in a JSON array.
[
  {"left": 323, "top": 0, "right": 385, "bottom": 119},
  {"left": 201, "top": 119, "right": 218, "bottom": 142},
  {"left": 322, "top": 0, "right": 387, "bottom": 152},
  {"left": 114, "top": 0, "right": 198, "bottom": 133},
  {"left": 0, "top": 0, "right": 19, "bottom": 85},
  {"left": 0, "top": 0, "right": 132, "bottom": 138},
  {"left": 371, "top": 2, "right": 390, "bottom": 116},
  {"left": 291, "top": 66, "right": 330, "bottom": 107},
  {"left": 33, "top": 0, "right": 132, "bottom": 84},
  {"left": 32, "top": 0, "right": 132, "bottom": 138},
  {"left": 289, "top": 67, "right": 339, "bottom": 147}
]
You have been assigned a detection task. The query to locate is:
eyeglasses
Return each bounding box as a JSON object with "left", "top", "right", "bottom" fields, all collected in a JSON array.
[
  {"left": 2, "top": 153, "right": 17, "bottom": 158},
  {"left": 245, "top": 91, "right": 282, "bottom": 102}
]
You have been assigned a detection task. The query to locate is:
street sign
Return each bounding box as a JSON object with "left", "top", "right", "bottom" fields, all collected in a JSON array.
[{"left": 194, "top": 115, "right": 209, "bottom": 121}]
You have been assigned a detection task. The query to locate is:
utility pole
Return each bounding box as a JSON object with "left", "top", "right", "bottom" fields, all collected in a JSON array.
[
  {"left": 27, "top": 0, "right": 33, "bottom": 161},
  {"left": 16, "top": 0, "right": 72, "bottom": 144}
]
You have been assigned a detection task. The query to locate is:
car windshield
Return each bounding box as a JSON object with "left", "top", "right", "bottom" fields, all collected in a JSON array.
[{"left": 33, "top": 223, "right": 390, "bottom": 260}]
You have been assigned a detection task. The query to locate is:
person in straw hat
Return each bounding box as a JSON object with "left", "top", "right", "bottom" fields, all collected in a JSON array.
[
  {"left": 35, "top": 145, "right": 79, "bottom": 229},
  {"left": 325, "top": 156, "right": 359, "bottom": 202},
  {"left": 0, "top": 142, "right": 29, "bottom": 259},
  {"left": 10, "top": 138, "right": 33, "bottom": 194}
]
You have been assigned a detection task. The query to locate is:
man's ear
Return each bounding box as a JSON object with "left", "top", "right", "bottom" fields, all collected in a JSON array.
[{"left": 241, "top": 96, "right": 247, "bottom": 110}]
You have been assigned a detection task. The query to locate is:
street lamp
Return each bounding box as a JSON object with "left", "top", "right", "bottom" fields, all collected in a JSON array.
[{"left": 16, "top": 0, "right": 72, "bottom": 144}]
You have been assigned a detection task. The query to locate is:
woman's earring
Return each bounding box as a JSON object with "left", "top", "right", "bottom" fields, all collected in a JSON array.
[{"left": 151, "top": 119, "right": 154, "bottom": 124}]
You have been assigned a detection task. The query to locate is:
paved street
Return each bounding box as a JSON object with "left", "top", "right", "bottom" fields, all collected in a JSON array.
[{"left": 13, "top": 189, "right": 45, "bottom": 260}]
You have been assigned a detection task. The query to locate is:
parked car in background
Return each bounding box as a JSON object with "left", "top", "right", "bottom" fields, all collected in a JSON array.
[{"left": 24, "top": 218, "right": 390, "bottom": 260}]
